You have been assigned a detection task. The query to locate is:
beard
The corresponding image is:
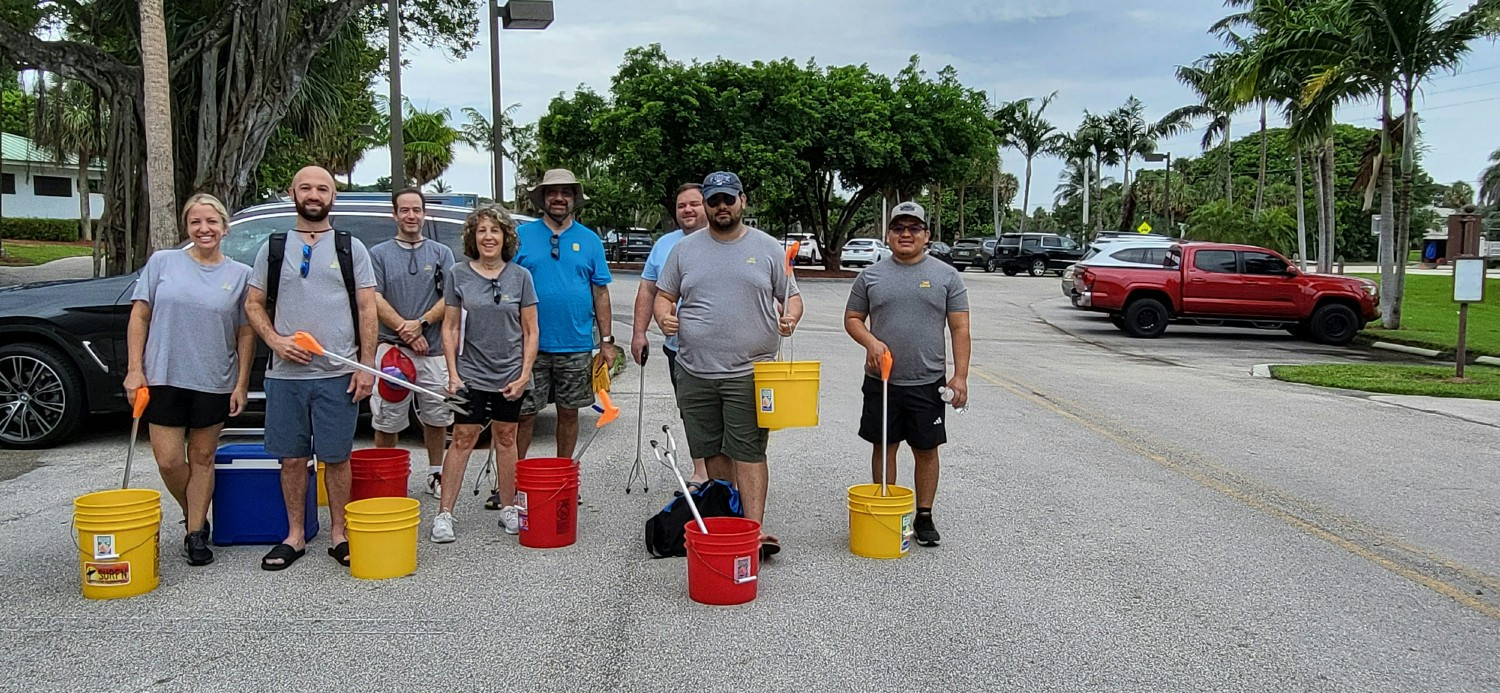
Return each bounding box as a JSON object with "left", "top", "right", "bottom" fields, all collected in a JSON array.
[
  {"left": 708, "top": 209, "right": 741, "bottom": 232},
  {"left": 295, "top": 197, "right": 331, "bottom": 223},
  {"left": 545, "top": 200, "right": 574, "bottom": 224}
]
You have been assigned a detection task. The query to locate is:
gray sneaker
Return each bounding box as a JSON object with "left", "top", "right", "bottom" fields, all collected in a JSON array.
[
  {"left": 431, "top": 512, "right": 456, "bottom": 543},
  {"left": 499, "top": 506, "right": 520, "bottom": 535}
]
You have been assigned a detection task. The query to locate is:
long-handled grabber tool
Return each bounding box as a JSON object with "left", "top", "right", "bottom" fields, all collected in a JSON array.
[
  {"left": 122, "top": 386, "right": 150, "bottom": 489},
  {"left": 626, "top": 350, "right": 649, "bottom": 494},
  {"left": 572, "top": 389, "right": 620, "bottom": 466},
  {"left": 292, "top": 331, "right": 468, "bottom": 415},
  {"left": 652, "top": 440, "right": 707, "bottom": 534}
]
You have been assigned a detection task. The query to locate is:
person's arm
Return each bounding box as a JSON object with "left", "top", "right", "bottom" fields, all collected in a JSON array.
[
  {"left": 779, "top": 294, "right": 804, "bottom": 336},
  {"left": 844, "top": 309, "right": 889, "bottom": 371},
  {"left": 503, "top": 305, "right": 540, "bottom": 400},
  {"left": 124, "top": 301, "right": 151, "bottom": 405},
  {"left": 946, "top": 311, "right": 971, "bottom": 409},
  {"left": 442, "top": 304, "right": 464, "bottom": 395},
  {"left": 349, "top": 287, "right": 378, "bottom": 401},
  {"left": 375, "top": 293, "right": 410, "bottom": 333},
  {"left": 244, "top": 286, "right": 311, "bottom": 365},
  {"left": 630, "top": 280, "right": 657, "bottom": 364},
  {"left": 229, "top": 325, "right": 254, "bottom": 417},
  {"left": 653, "top": 291, "right": 680, "bottom": 336},
  {"left": 592, "top": 283, "right": 615, "bottom": 367}
]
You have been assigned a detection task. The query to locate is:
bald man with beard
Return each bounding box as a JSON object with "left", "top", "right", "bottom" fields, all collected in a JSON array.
[{"left": 245, "top": 166, "right": 378, "bottom": 571}]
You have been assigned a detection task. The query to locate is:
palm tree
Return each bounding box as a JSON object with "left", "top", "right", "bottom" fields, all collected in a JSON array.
[
  {"left": 139, "top": 0, "right": 177, "bottom": 254},
  {"left": 1481, "top": 149, "right": 1500, "bottom": 209},
  {"left": 1078, "top": 112, "right": 1117, "bottom": 236},
  {"left": 1053, "top": 130, "right": 1098, "bottom": 230},
  {"left": 428, "top": 178, "right": 452, "bottom": 193},
  {"left": 31, "top": 78, "right": 106, "bottom": 249},
  {"left": 995, "top": 92, "right": 1063, "bottom": 232},
  {"left": 401, "top": 105, "right": 462, "bottom": 187},
  {"left": 1162, "top": 57, "right": 1238, "bottom": 203},
  {"left": 1107, "top": 96, "right": 1192, "bottom": 231}
]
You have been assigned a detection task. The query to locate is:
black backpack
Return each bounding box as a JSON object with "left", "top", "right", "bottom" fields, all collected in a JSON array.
[
  {"left": 645, "top": 480, "right": 743, "bottom": 558},
  {"left": 265, "top": 230, "right": 361, "bottom": 350}
]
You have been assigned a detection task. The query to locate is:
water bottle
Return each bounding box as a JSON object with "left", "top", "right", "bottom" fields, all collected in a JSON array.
[{"left": 938, "top": 387, "right": 967, "bottom": 414}]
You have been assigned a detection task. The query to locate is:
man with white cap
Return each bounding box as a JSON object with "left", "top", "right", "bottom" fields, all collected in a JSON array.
[
  {"left": 511, "top": 168, "right": 614, "bottom": 472},
  {"left": 843, "top": 201, "right": 970, "bottom": 547}
]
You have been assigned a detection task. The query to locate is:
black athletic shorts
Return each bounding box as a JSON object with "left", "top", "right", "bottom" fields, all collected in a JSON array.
[
  {"left": 143, "top": 385, "right": 231, "bottom": 430},
  {"left": 454, "top": 388, "right": 523, "bottom": 425},
  {"left": 858, "top": 376, "right": 947, "bottom": 451}
]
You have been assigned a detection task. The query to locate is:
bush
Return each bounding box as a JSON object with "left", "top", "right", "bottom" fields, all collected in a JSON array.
[
  {"left": 0, "top": 218, "right": 80, "bottom": 242},
  {"left": 1184, "top": 201, "right": 1297, "bottom": 256}
]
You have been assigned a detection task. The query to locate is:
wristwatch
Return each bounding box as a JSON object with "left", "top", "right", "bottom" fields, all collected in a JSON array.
[
  {"left": 419, "top": 319, "right": 431, "bottom": 330},
  {"left": 600, "top": 335, "right": 615, "bottom": 345}
]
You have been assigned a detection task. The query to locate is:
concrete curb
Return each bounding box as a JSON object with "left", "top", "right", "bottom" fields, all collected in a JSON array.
[
  {"left": 1478, "top": 356, "right": 1500, "bottom": 367},
  {"left": 1371, "top": 341, "right": 1443, "bottom": 358},
  {"left": 1251, "top": 364, "right": 1273, "bottom": 378}
]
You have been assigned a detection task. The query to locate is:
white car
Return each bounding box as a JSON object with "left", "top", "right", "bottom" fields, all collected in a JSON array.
[
  {"left": 781, "top": 233, "right": 823, "bottom": 265},
  {"left": 1062, "top": 239, "right": 1180, "bottom": 306},
  {"left": 840, "top": 238, "right": 891, "bottom": 268}
]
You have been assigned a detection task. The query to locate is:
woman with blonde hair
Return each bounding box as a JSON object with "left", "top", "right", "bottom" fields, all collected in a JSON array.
[
  {"left": 431, "top": 205, "right": 538, "bottom": 542},
  {"left": 124, "top": 193, "right": 255, "bottom": 566}
]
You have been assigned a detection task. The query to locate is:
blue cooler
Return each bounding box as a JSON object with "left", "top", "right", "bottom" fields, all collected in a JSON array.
[{"left": 212, "top": 443, "right": 319, "bottom": 546}]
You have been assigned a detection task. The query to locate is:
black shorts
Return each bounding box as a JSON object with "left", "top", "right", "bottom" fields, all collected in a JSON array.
[
  {"left": 858, "top": 376, "right": 947, "bottom": 451},
  {"left": 454, "top": 388, "right": 523, "bottom": 425},
  {"left": 143, "top": 385, "right": 231, "bottom": 430}
]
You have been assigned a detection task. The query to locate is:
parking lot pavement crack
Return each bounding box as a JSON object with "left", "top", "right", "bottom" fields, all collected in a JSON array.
[
  {"left": 1026, "top": 295, "right": 1194, "bottom": 369},
  {"left": 972, "top": 365, "right": 1500, "bottom": 623}
]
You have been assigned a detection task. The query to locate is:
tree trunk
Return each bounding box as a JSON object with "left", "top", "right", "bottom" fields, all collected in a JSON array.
[
  {"left": 1323, "top": 139, "right": 1336, "bottom": 272},
  {"left": 76, "top": 153, "right": 92, "bottom": 242},
  {"left": 139, "top": 0, "right": 178, "bottom": 253},
  {"left": 957, "top": 184, "right": 967, "bottom": 237},
  {"left": 1393, "top": 89, "right": 1418, "bottom": 329},
  {"left": 1255, "top": 102, "right": 1267, "bottom": 214},
  {"left": 1294, "top": 149, "right": 1308, "bottom": 271},
  {"left": 1082, "top": 159, "right": 1091, "bottom": 232},
  {"left": 1019, "top": 155, "right": 1032, "bottom": 232},
  {"left": 1312, "top": 145, "right": 1328, "bottom": 273},
  {"left": 932, "top": 182, "right": 942, "bottom": 241},
  {"left": 1093, "top": 151, "right": 1105, "bottom": 236},
  {"left": 1379, "top": 154, "right": 1396, "bottom": 327},
  {"left": 1223, "top": 122, "right": 1234, "bottom": 204}
]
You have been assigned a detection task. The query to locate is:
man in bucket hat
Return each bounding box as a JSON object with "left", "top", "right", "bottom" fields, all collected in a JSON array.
[{"left": 511, "top": 168, "right": 614, "bottom": 473}]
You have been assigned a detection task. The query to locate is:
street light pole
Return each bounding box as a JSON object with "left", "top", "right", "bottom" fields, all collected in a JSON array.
[
  {"left": 388, "top": 0, "right": 404, "bottom": 190},
  {"left": 1144, "top": 151, "right": 1171, "bottom": 230},
  {"left": 493, "top": 1, "right": 554, "bottom": 206}
]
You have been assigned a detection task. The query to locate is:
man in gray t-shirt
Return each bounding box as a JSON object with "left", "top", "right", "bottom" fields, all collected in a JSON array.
[
  {"left": 368, "top": 188, "right": 456, "bottom": 498},
  {"left": 655, "top": 171, "right": 803, "bottom": 560},
  {"left": 844, "top": 201, "right": 970, "bottom": 549},
  {"left": 245, "top": 166, "right": 378, "bottom": 572}
]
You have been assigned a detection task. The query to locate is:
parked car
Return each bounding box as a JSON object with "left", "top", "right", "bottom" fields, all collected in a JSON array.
[
  {"left": 926, "top": 241, "right": 954, "bottom": 264},
  {"left": 0, "top": 200, "right": 532, "bottom": 449},
  {"left": 1074, "top": 242, "right": 1379, "bottom": 345},
  {"left": 992, "top": 232, "right": 1087, "bottom": 276},
  {"left": 840, "top": 238, "right": 891, "bottom": 268},
  {"left": 1062, "top": 240, "right": 1179, "bottom": 306},
  {"left": 950, "top": 238, "right": 996, "bottom": 271},
  {"left": 781, "top": 233, "right": 824, "bottom": 265},
  {"left": 603, "top": 229, "right": 654, "bottom": 262}
]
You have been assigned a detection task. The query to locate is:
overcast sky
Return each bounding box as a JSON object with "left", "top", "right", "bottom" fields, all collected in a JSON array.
[{"left": 357, "top": 0, "right": 1500, "bottom": 209}]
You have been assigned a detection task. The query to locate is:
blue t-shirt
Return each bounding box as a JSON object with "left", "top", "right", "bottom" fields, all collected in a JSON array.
[
  {"left": 642, "top": 229, "right": 693, "bottom": 352},
  {"left": 515, "top": 219, "right": 612, "bottom": 353}
]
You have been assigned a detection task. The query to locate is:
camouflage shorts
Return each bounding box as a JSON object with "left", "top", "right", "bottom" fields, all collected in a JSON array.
[{"left": 520, "top": 351, "right": 594, "bottom": 415}]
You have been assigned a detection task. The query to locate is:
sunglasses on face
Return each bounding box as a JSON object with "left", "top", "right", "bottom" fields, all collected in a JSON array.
[
  {"left": 299, "top": 244, "right": 312, "bottom": 278},
  {"left": 888, "top": 224, "right": 928, "bottom": 236},
  {"left": 705, "top": 195, "right": 737, "bottom": 209}
]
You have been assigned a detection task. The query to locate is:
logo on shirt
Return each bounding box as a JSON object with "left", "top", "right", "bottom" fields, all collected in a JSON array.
[
  {"left": 746, "top": 257, "right": 757, "bottom": 265},
  {"left": 221, "top": 283, "right": 233, "bottom": 292},
  {"left": 919, "top": 280, "right": 932, "bottom": 288},
  {"left": 572, "top": 243, "right": 580, "bottom": 252},
  {"left": 423, "top": 264, "right": 432, "bottom": 272}
]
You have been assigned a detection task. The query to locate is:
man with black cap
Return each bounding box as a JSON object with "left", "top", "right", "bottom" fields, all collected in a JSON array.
[
  {"left": 844, "top": 201, "right": 970, "bottom": 547},
  {"left": 654, "top": 171, "right": 803, "bottom": 559}
]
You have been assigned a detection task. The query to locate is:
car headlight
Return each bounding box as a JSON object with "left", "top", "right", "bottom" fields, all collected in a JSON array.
[{"left": 1361, "top": 283, "right": 1378, "bottom": 297}]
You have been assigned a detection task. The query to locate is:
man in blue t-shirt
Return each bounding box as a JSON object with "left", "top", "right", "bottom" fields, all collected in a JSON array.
[{"left": 513, "top": 168, "right": 614, "bottom": 463}]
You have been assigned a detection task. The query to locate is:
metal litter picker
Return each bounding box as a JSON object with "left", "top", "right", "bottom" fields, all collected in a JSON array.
[{"left": 292, "top": 331, "right": 468, "bottom": 415}]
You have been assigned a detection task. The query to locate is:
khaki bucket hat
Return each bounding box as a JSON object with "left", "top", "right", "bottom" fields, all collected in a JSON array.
[{"left": 527, "top": 168, "right": 585, "bottom": 210}]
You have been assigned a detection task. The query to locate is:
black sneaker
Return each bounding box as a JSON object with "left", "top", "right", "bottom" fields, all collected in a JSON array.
[
  {"left": 913, "top": 513, "right": 940, "bottom": 547},
  {"left": 184, "top": 530, "right": 214, "bottom": 566}
]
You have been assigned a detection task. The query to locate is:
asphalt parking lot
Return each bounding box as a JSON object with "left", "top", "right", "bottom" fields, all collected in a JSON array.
[{"left": 0, "top": 268, "right": 1496, "bottom": 691}]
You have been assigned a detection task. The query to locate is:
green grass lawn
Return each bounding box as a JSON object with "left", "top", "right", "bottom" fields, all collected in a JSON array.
[
  {"left": 1272, "top": 364, "right": 1500, "bottom": 401},
  {"left": 1357, "top": 273, "right": 1500, "bottom": 356},
  {"left": 0, "top": 241, "right": 93, "bottom": 266}
]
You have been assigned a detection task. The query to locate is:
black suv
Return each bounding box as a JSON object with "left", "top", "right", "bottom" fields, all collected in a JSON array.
[
  {"left": 0, "top": 200, "right": 532, "bottom": 449},
  {"left": 603, "top": 229, "right": 654, "bottom": 262},
  {"left": 949, "top": 238, "right": 997, "bottom": 272},
  {"left": 992, "top": 232, "right": 1086, "bottom": 276}
]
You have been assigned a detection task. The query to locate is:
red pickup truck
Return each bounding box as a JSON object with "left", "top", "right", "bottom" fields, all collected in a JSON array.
[{"left": 1075, "top": 242, "right": 1379, "bottom": 345}]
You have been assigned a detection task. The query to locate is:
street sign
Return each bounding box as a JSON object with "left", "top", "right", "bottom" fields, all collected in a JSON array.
[
  {"left": 1452, "top": 256, "right": 1486, "bottom": 378},
  {"left": 1137, "top": 221, "right": 1152, "bottom": 234}
]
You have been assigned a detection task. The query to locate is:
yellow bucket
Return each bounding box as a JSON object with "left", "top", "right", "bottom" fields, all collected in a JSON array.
[
  {"left": 847, "top": 483, "right": 915, "bottom": 559},
  {"left": 316, "top": 462, "right": 328, "bottom": 507},
  {"left": 752, "top": 360, "right": 821, "bottom": 430},
  {"left": 73, "top": 489, "right": 162, "bottom": 599},
  {"left": 346, "top": 497, "right": 420, "bottom": 580}
]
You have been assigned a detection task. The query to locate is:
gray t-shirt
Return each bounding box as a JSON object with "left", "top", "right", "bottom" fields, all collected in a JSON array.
[
  {"left": 445, "top": 260, "right": 538, "bottom": 391},
  {"left": 131, "top": 249, "right": 251, "bottom": 393},
  {"left": 846, "top": 255, "right": 969, "bottom": 385},
  {"left": 370, "top": 238, "right": 454, "bottom": 355},
  {"left": 655, "top": 227, "right": 801, "bottom": 379},
  {"left": 249, "top": 232, "right": 377, "bottom": 380}
]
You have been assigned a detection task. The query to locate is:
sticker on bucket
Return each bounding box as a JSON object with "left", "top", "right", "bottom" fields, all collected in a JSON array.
[
  {"left": 733, "top": 555, "right": 757, "bottom": 584},
  {"left": 515, "top": 491, "right": 528, "bottom": 530},
  {"left": 84, "top": 561, "right": 130, "bottom": 586},
  {"left": 92, "top": 534, "right": 118, "bottom": 559},
  {"left": 900, "top": 512, "right": 915, "bottom": 554},
  {"left": 759, "top": 388, "right": 774, "bottom": 413}
]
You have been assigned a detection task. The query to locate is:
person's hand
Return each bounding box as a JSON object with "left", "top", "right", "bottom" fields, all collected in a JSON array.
[
  {"left": 600, "top": 341, "right": 617, "bottom": 369},
  {"left": 779, "top": 314, "right": 798, "bottom": 337},
  {"left": 944, "top": 375, "right": 968, "bottom": 410},
  {"left": 660, "top": 313, "right": 679, "bottom": 337},
  {"left": 448, "top": 373, "right": 465, "bottom": 396},
  {"left": 350, "top": 370, "right": 374, "bottom": 402},
  {"left": 397, "top": 319, "right": 422, "bottom": 343},
  {"left": 865, "top": 341, "right": 890, "bottom": 372},
  {"left": 123, "top": 370, "right": 147, "bottom": 405},
  {"left": 501, "top": 373, "right": 529, "bottom": 401},
  {"left": 631, "top": 333, "right": 649, "bottom": 365},
  {"left": 269, "top": 334, "right": 313, "bottom": 365},
  {"left": 409, "top": 335, "right": 429, "bottom": 356},
  {"left": 229, "top": 386, "right": 248, "bottom": 417}
]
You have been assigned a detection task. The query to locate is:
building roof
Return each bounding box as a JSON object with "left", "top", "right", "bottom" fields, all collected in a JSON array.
[{"left": 1, "top": 132, "right": 105, "bottom": 171}]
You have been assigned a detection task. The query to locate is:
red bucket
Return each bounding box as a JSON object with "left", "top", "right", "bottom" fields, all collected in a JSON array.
[
  {"left": 515, "top": 457, "right": 579, "bottom": 549},
  {"left": 684, "top": 516, "right": 761, "bottom": 606},
  {"left": 350, "top": 448, "right": 411, "bottom": 501}
]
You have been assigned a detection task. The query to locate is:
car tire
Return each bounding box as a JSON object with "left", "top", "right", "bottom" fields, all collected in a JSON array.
[
  {"left": 1109, "top": 314, "right": 1128, "bottom": 331},
  {"left": 983, "top": 259, "right": 995, "bottom": 273},
  {"left": 1123, "top": 298, "right": 1169, "bottom": 338},
  {"left": 0, "top": 342, "right": 86, "bottom": 449},
  {"left": 1286, "top": 322, "right": 1312, "bottom": 339},
  {"left": 1309, "top": 304, "right": 1359, "bottom": 346},
  {"left": 1029, "top": 258, "right": 1049, "bottom": 277},
  {"left": 1002, "top": 267, "right": 1018, "bottom": 276},
  {"left": 953, "top": 264, "right": 967, "bottom": 272}
]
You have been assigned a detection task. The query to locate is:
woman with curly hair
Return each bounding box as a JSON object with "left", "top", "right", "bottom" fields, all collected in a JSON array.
[{"left": 431, "top": 205, "right": 538, "bottom": 542}]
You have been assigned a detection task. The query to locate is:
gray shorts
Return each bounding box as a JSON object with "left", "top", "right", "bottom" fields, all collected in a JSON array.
[
  {"left": 264, "top": 374, "right": 359, "bottom": 463},
  {"left": 675, "top": 371, "right": 768, "bottom": 463},
  {"left": 521, "top": 351, "right": 595, "bottom": 415}
]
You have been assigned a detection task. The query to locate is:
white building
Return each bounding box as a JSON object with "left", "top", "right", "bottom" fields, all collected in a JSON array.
[{"left": 1, "top": 132, "right": 105, "bottom": 222}]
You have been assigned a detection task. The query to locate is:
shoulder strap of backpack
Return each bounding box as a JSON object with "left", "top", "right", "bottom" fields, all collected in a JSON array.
[
  {"left": 335, "top": 230, "right": 361, "bottom": 352},
  {"left": 265, "top": 232, "right": 287, "bottom": 323}
]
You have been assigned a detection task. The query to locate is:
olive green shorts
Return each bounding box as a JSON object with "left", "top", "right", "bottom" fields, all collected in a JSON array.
[{"left": 674, "top": 371, "right": 769, "bottom": 463}]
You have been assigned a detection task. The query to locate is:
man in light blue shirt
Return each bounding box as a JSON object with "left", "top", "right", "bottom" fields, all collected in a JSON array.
[{"left": 631, "top": 182, "right": 707, "bottom": 486}]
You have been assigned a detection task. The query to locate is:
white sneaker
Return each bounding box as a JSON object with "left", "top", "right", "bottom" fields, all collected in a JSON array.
[
  {"left": 427, "top": 473, "right": 442, "bottom": 499},
  {"left": 499, "top": 505, "right": 520, "bottom": 535},
  {"left": 431, "top": 512, "right": 456, "bottom": 543}
]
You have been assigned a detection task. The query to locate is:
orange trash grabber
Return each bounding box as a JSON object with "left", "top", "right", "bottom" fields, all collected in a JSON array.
[
  {"left": 573, "top": 389, "right": 620, "bottom": 465},
  {"left": 879, "top": 350, "right": 893, "bottom": 497},
  {"left": 122, "top": 386, "right": 150, "bottom": 489},
  {"left": 291, "top": 331, "right": 468, "bottom": 414},
  {"left": 781, "top": 242, "right": 800, "bottom": 362}
]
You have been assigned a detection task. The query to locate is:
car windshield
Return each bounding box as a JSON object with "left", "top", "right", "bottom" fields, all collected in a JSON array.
[
  {"left": 954, "top": 239, "right": 981, "bottom": 248},
  {"left": 845, "top": 240, "right": 875, "bottom": 247}
]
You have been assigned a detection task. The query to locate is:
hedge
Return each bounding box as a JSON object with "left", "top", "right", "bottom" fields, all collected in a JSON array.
[{"left": 0, "top": 218, "right": 80, "bottom": 242}]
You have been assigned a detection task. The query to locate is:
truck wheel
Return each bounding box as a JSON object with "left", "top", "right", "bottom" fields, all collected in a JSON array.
[
  {"left": 983, "top": 259, "right": 995, "bottom": 273},
  {"left": 1123, "top": 298, "right": 1169, "bottom": 338},
  {"left": 1029, "top": 259, "right": 1048, "bottom": 277},
  {"left": 1310, "top": 304, "right": 1359, "bottom": 346},
  {"left": 1286, "top": 323, "right": 1312, "bottom": 340}
]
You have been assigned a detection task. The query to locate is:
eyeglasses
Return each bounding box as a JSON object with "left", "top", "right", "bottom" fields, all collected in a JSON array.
[
  {"left": 705, "top": 195, "right": 737, "bottom": 209},
  {"left": 299, "top": 244, "right": 312, "bottom": 278},
  {"left": 550, "top": 235, "right": 560, "bottom": 260},
  {"left": 433, "top": 265, "right": 445, "bottom": 297}
]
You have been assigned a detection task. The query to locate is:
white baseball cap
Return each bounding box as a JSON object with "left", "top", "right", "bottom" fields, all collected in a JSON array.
[{"left": 889, "top": 201, "right": 927, "bottom": 224}]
